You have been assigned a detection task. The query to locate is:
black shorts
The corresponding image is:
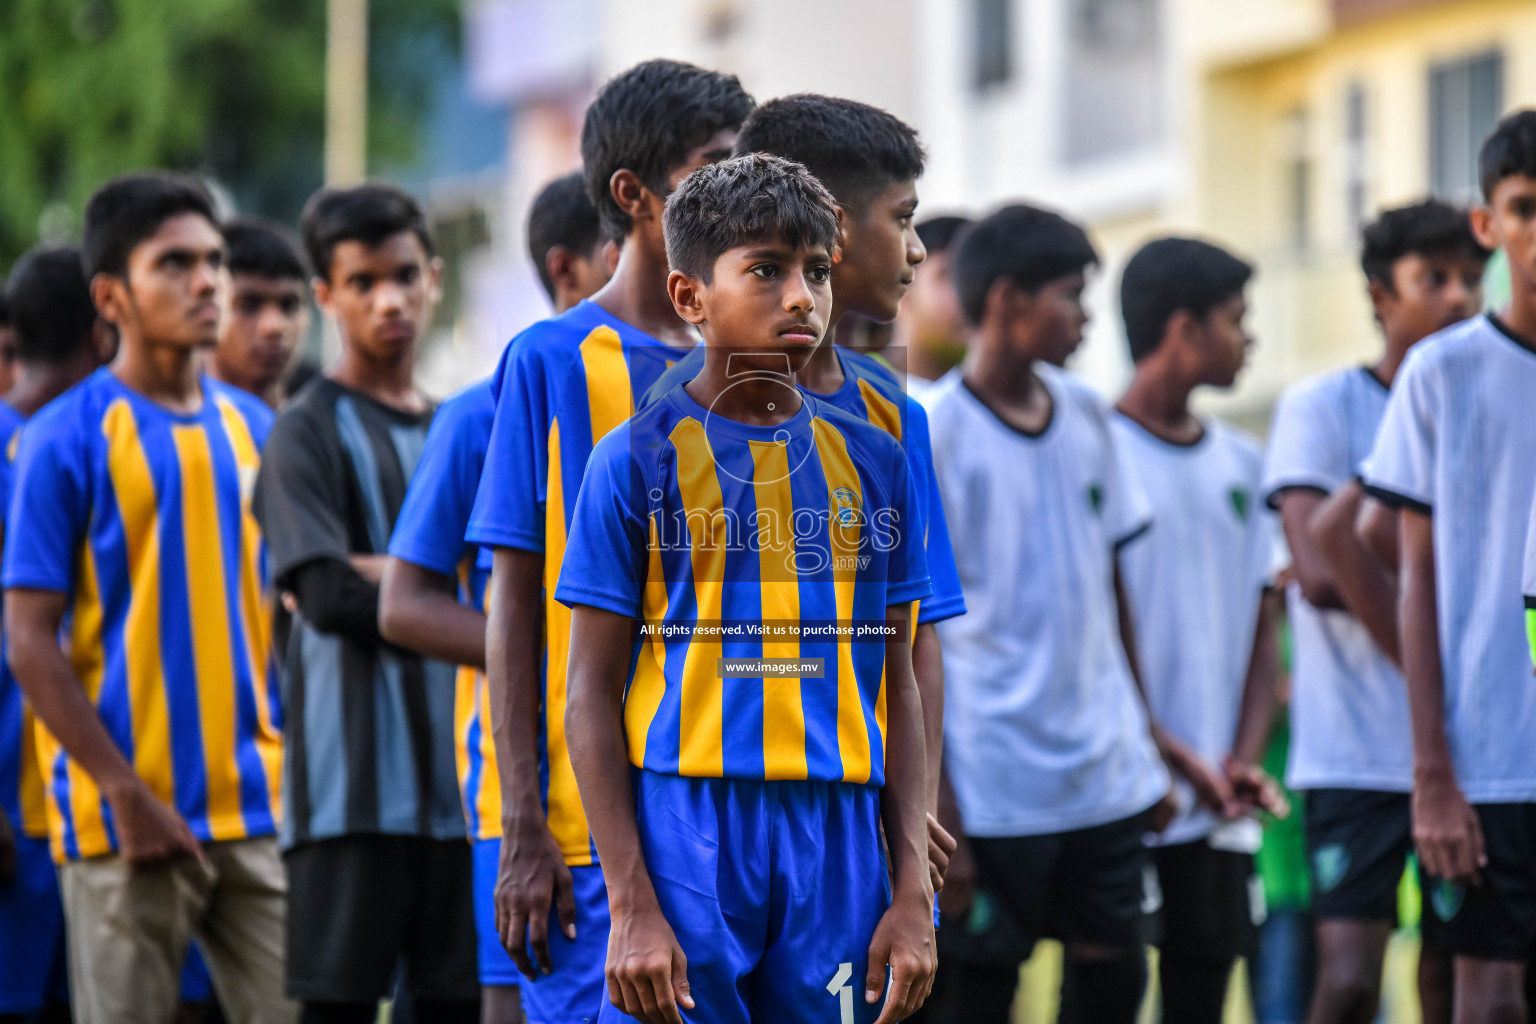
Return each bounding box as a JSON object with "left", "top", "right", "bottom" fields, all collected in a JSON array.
[
  {"left": 1423, "top": 803, "right": 1536, "bottom": 962},
  {"left": 284, "top": 834, "right": 479, "bottom": 1003},
  {"left": 965, "top": 810, "right": 1151, "bottom": 960},
  {"left": 1145, "top": 839, "right": 1260, "bottom": 963},
  {"left": 1305, "top": 788, "right": 1414, "bottom": 925}
]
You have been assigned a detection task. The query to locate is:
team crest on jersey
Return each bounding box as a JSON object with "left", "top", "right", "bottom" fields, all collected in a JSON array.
[
  {"left": 1087, "top": 482, "right": 1104, "bottom": 516},
  {"left": 1431, "top": 879, "right": 1466, "bottom": 922},
  {"left": 1312, "top": 844, "right": 1349, "bottom": 893},
  {"left": 1229, "top": 487, "right": 1250, "bottom": 522},
  {"left": 831, "top": 487, "right": 861, "bottom": 527}
]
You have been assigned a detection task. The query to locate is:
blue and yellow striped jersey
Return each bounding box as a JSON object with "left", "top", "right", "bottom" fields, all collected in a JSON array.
[
  {"left": 1, "top": 370, "right": 282, "bottom": 862},
  {"left": 467, "top": 299, "right": 690, "bottom": 865},
  {"left": 554, "top": 383, "right": 931, "bottom": 786},
  {"left": 0, "top": 401, "right": 47, "bottom": 840},
  {"left": 643, "top": 344, "right": 966, "bottom": 627},
  {"left": 387, "top": 379, "right": 500, "bottom": 840}
]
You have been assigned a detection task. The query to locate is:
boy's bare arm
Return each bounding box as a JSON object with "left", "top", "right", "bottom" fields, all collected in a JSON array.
[
  {"left": 1400, "top": 508, "right": 1484, "bottom": 884},
  {"left": 566, "top": 604, "right": 692, "bottom": 1024},
  {"left": 1225, "top": 590, "right": 1288, "bottom": 817},
  {"left": 486, "top": 547, "right": 573, "bottom": 978},
  {"left": 378, "top": 557, "right": 487, "bottom": 669},
  {"left": 5, "top": 588, "right": 201, "bottom": 868},
  {"left": 1357, "top": 496, "right": 1400, "bottom": 572},
  {"left": 1276, "top": 490, "right": 1346, "bottom": 610},
  {"left": 869, "top": 602, "right": 937, "bottom": 1024},
  {"left": 1310, "top": 481, "right": 1401, "bottom": 666},
  {"left": 911, "top": 621, "right": 957, "bottom": 890}
]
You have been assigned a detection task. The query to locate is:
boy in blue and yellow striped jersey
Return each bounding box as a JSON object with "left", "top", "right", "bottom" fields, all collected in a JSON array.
[
  {"left": 379, "top": 170, "right": 614, "bottom": 1024},
  {"left": 467, "top": 59, "right": 753, "bottom": 1023},
  {"left": 640, "top": 99, "right": 965, "bottom": 896},
  {"left": 561, "top": 155, "right": 935, "bottom": 1024},
  {"left": 0, "top": 245, "right": 115, "bottom": 1022},
  {"left": 2, "top": 174, "right": 293, "bottom": 1024}
]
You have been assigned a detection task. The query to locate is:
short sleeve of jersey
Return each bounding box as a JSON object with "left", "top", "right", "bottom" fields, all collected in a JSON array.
[
  {"left": 554, "top": 425, "right": 649, "bottom": 617},
  {"left": 252, "top": 402, "right": 350, "bottom": 583},
  {"left": 1105, "top": 416, "right": 1153, "bottom": 548},
  {"left": 1262, "top": 382, "right": 1346, "bottom": 507},
  {"left": 389, "top": 385, "right": 489, "bottom": 576},
  {"left": 885, "top": 452, "right": 932, "bottom": 607},
  {"left": 467, "top": 336, "right": 553, "bottom": 552},
  {"left": 2, "top": 411, "right": 89, "bottom": 593},
  {"left": 906, "top": 403, "right": 964, "bottom": 623},
  {"left": 1361, "top": 354, "right": 1435, "bottom": 513}
]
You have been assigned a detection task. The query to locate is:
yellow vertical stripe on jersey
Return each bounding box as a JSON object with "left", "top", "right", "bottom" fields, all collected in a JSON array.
[
  {"left": 856, "top": 379, "right": 904, "bottom": 441},
  {"left": 811, "top": 418, "right": 873, "bottom": 784},
  {"left": 452, "top": 662, "right": 476, "bottom": 824},
  {"left": 751, "top": 438, "right": 807, "bottom": 779},
  {"left": 62, "top": 536, "right": 108, "bottom": 857},
  {"left": 669, "top": 418, "right": 726, "bottom": 777},
  {"left": 474, "top": 670, "right": 501, "bottom": 836},
  {"left": 103, "top": 401, "right": 176, "bottom": 809},
  {"left": 542, "top": 416, "right": 590, "bottom": 863},
  {"left": 623, "top": 516, "right": 670, "bottom": 767},
  {"left": 19, "top": 704, "right": 47, "bottom": 836},
  {"left": 173, "top": 424, "right": 243, "bottom": 837},
  {"left": 215, "top": 397, "right": 281, "bottom": 813},
  {"left": 580, "top": 327, "right": 635, "bottom": 448}
]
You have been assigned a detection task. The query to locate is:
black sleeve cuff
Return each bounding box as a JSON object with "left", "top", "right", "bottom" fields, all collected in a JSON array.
[{"left": 1361, "top": 483, "right": 1431, "bottom": 516}]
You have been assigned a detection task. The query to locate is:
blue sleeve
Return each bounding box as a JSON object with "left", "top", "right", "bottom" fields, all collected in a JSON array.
[
  {"left": 882, "top": 441, "right": 932, "bottom": 608},
  {"left": 639, "top": 346, "right": 704, "bottom": 410},
  {"left": 905, "top": 404, "right": 965, "bottom": 624},
  {"left": 553, "top": 427, "right": 648, "bottom": 617},
  {"left": 2, "top": 413, "right": 89, "bottom": 593},
  {"left": 389, "top": 390, "right": 487, "bottom": 577},
  {"left": 467, "top": 335, "right": 552, "bottom": 552}
]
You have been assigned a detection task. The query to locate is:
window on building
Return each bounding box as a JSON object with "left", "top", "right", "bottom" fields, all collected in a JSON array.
[
  {"left": 1062, "top": 0, "right": 1163, "bottom": 164},
  {"left": 1345, "top": 81, "right": 1370, "bottom": 234},
  {"left": 1429, "top": 50, "right": 1503, "bottom": 203},
  {"left": 973, "top": 0, "right": 1012, "bottom": 91}
]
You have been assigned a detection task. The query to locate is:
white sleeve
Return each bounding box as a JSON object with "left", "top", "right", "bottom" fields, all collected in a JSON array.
[
  {"left": 1523, "top": 494, "right": 1536, "bottom": 602},
  {"left": 1106, "top": 419, "right": 1153, "bottom": 548},
  {"left": 1261, "top": 381, "right": 1347, "bottom": 507},
  {"left": 1361, "top": 355, "right": 1436, "bottom": 513}
]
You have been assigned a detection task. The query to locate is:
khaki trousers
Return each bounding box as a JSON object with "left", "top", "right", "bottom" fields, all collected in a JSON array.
[{"left": 58, "top": 835, "right": 298, "bottom": 1024}]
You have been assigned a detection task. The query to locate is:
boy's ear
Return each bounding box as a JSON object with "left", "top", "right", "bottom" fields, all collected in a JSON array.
[
  {"left": 1470, "top": 205, "right": 1499, "bottom": 251},
  {"left": 1366, "top": 276, "right": 1394, "bottom": 323},
  {"left": 832, "top": 205, "right": 848, "bottom": 264},
  {"left": 667, "top": 270, "right": 707, "bottom": 326},
  {"left": 610, "top": 169, "right": 659, "bottom": 225},
  {"left": 311, "top": 275, "right": 334, "bottom": 315},
  {"left": 983, "top": 277, "right": 1026, "bottom": 326},
  {"left": 90, "top": 273, "right": 129, "bottom": 330},
  {"left": 426, "top": 256, "right": 446, "bottom": 306}
]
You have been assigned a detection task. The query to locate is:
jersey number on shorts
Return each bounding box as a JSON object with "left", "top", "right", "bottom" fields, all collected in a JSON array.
[{"left": 827, "top": 962, "right": 855, "bottom": 1024}]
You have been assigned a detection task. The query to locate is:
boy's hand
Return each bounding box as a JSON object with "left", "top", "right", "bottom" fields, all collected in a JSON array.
[
  {"left": 605, "top": 901, "right": 692, "bottom": 1024},
  {"left": 926, "top": 813, "right": 957, "bottom": 892},
  {"left": 1159, "top": 732, "right": 1241, "bottom": 819},
  {"left": 496, "top": 814, "right": 577, "bottom": 978},
  {"left": 1223, "top": 754, "right": 1290, "bottom": 819},
  {"left": 1414, "top": 770, "right": 1486, "bottom": 886},
  {"left": 104, "top": 779, "right": 202, "bottom": 869},
  {"left": 867, "top": 890, "right": 937, "bottom": 1024}
]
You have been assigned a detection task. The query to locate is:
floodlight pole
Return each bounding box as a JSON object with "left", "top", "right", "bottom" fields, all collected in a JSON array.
[{"left": 326, "top": 0, "right": 368, "bottom": 185}]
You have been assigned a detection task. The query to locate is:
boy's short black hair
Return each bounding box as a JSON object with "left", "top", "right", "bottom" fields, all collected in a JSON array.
[
  {"left": 82, "top": 172, "right": 219, "bottom": 280},
  {"left": 224, "top": 216, "right": 309, "bottom": 282},
  {"left": 916, "top": 215, "right": 972, "bottom": 256},
  {"left": 1120, "top": 237, "right": 1254, "bottom": 362},
  {"left": 1480, "top": 109, "right": 1536, "bottom": 202},
  {"left": 5, "top": 246, "right": 99, "bottom": 364},
  {"left": 581, "top": 60, "right": 755, "bottom": 242},
  {"left": 953, "top": 204, "right": 1098, "bottom": 326},
  {"left": 664, "top": 154, "right": 840, "bottom": 283},
  {"left": 527, "top": 171, "right": 603, "bottom": 301},
  {"left": 1360, "top": 199, "right": 1489, "bottom": 289},
  {"left": 300, "top": 182, "right": 435, "bottom": 282},
  {"left": 733, "top": 95, "right": 925, "bottom": 215}
]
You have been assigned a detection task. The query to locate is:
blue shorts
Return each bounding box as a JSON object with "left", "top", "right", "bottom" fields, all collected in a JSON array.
[
  {"left": 492, "top": 847, "right": 608, "bottom": 1024},
  {"left": 599, "top": 772, "right": 892, "bottom": 1024},
  {"left": 181, "top": 943, "right": 214, "bottom": 1002},
  {"left": 471, "top": 838, "right": 524, "bottom": 988},
  {"left": 0, "top": 834, "right": 68, "bottom": 1013}
]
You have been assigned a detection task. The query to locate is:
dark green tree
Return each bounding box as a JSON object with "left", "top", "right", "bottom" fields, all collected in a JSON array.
[{"left": 0, "top": 0, "right": 459, "bottom": 268}]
